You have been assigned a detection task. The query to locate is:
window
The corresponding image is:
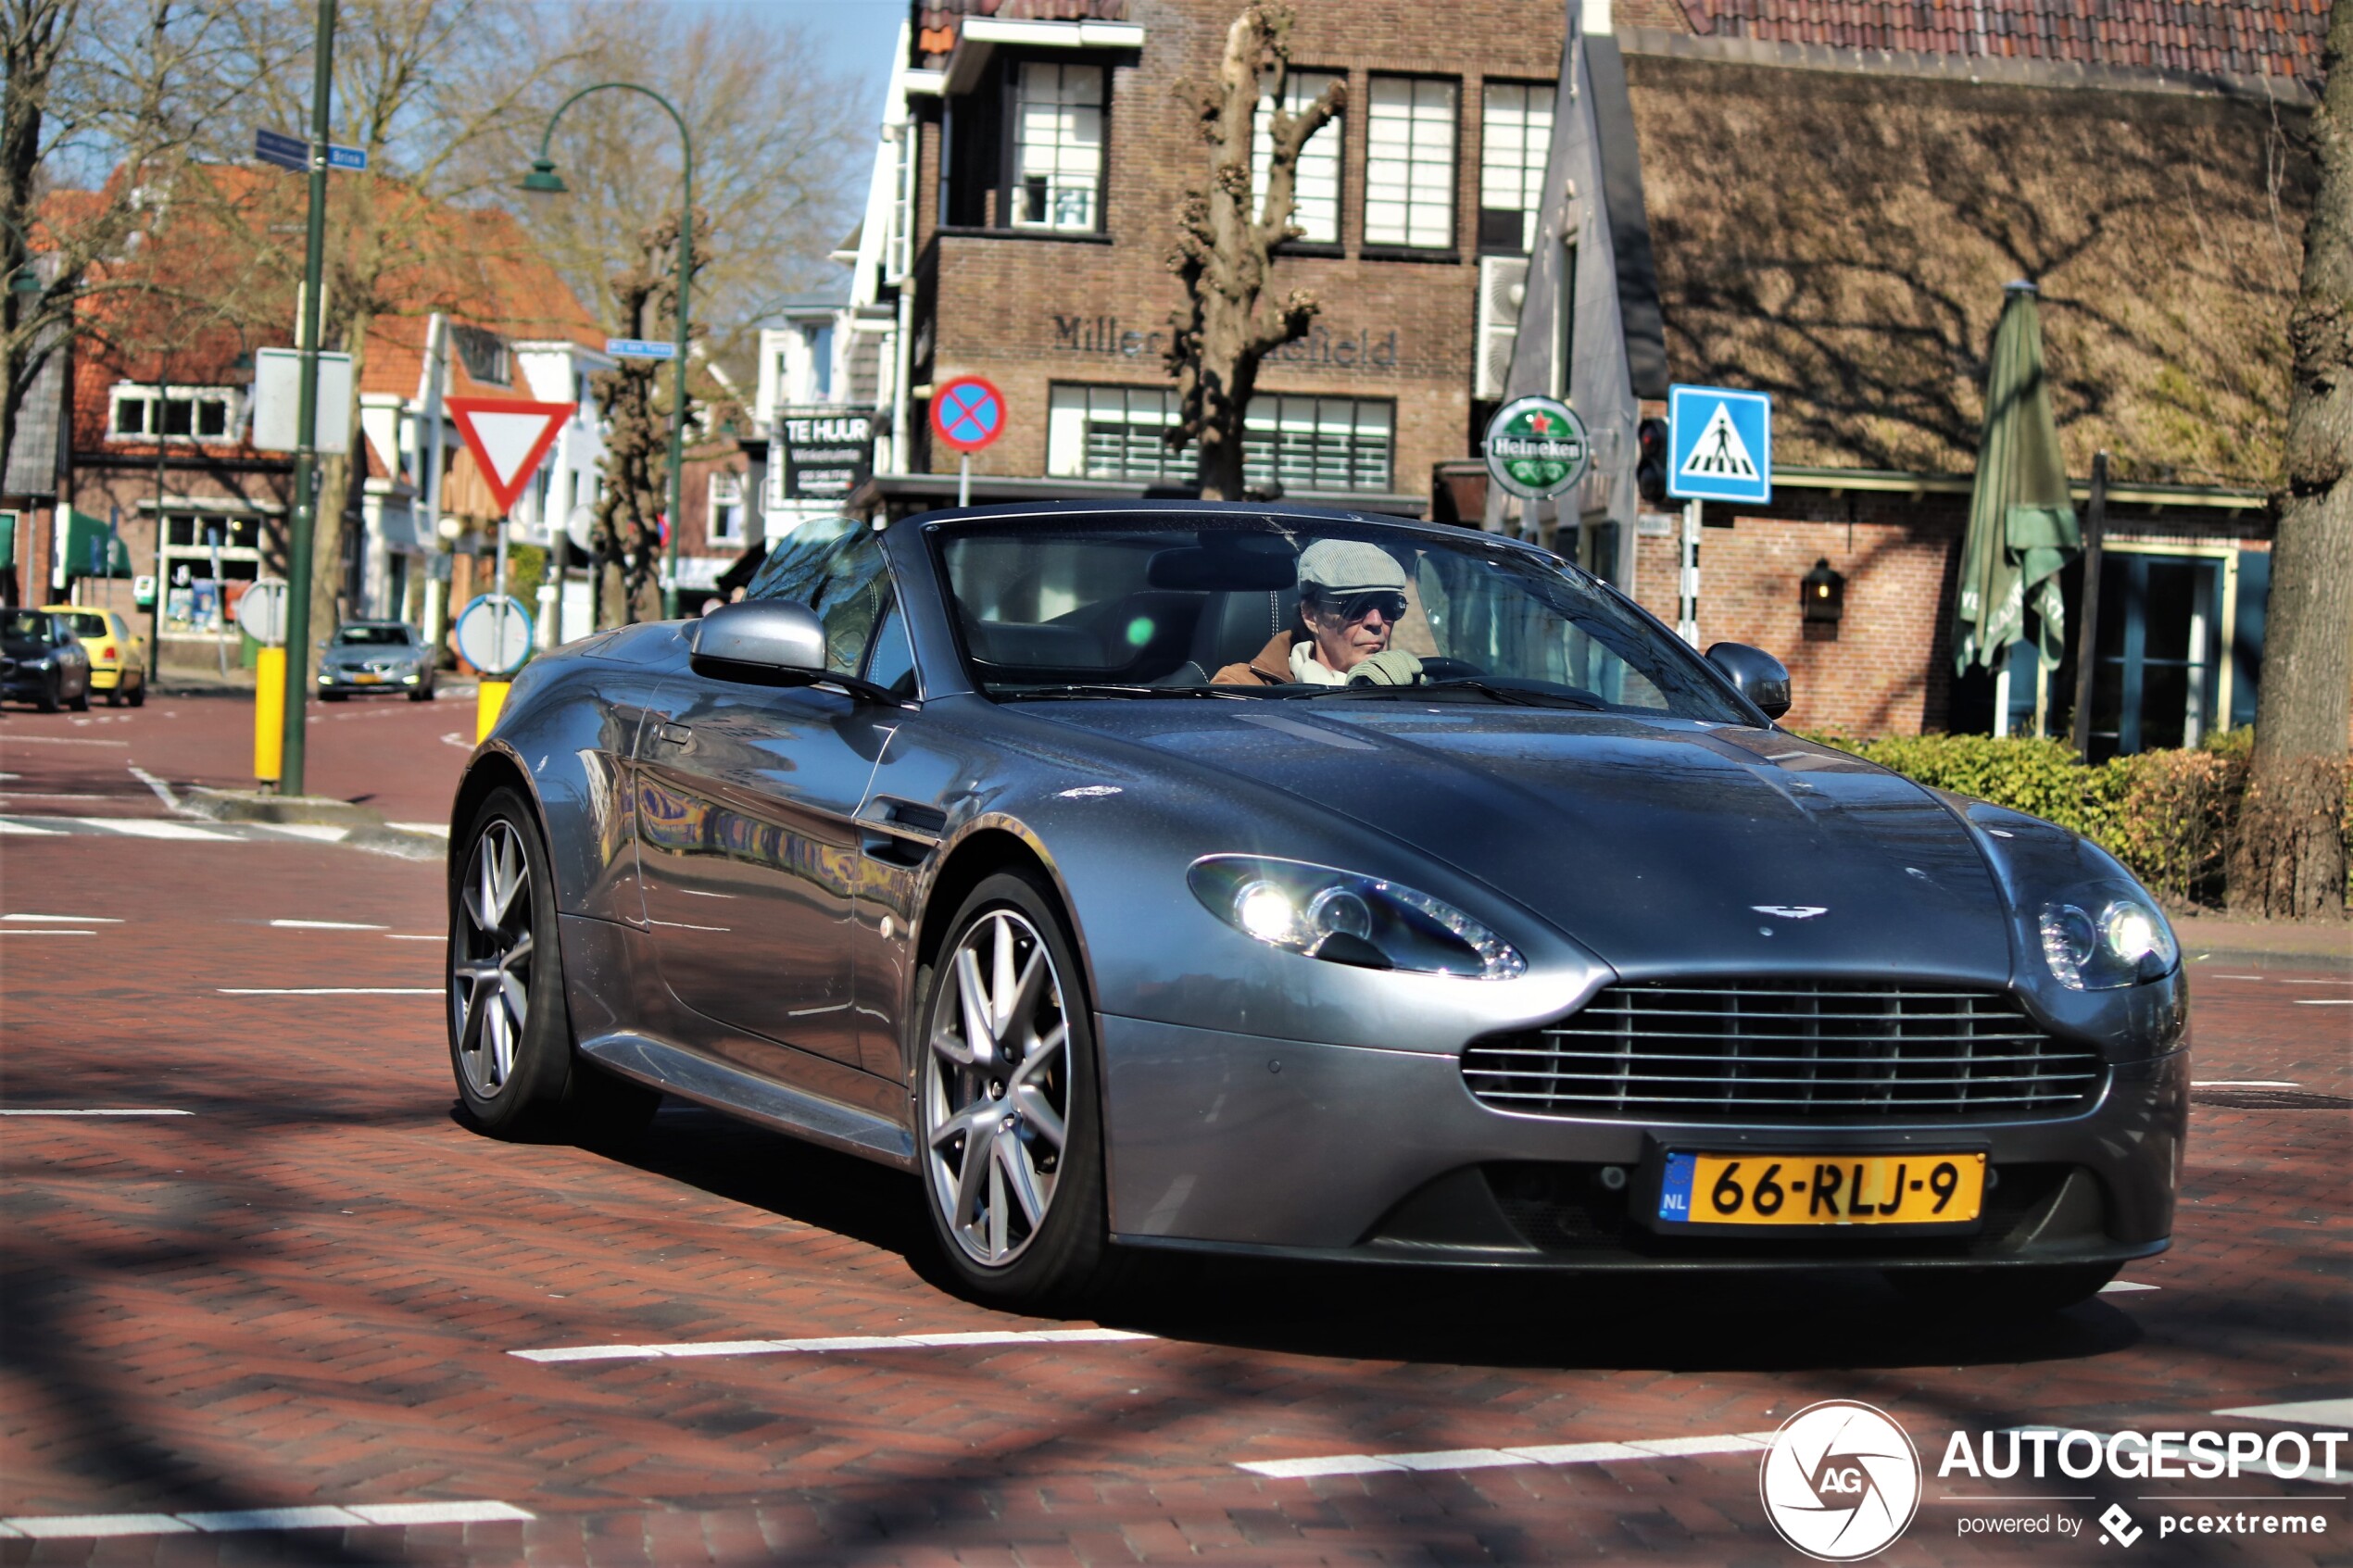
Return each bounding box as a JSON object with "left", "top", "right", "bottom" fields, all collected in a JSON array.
[
  {"left": 1252, "top": 70, "right": 1343, "bottom": 245},
  {"left": 452, "top": 324, "right": 511, "bottom": 386},
  {"left": 1045, "top": 384, "right": 1393, "bottom": 493},
  {"left": 1011, "top": 62, "right": 1103, "bottom": 231},
  {"left": 1364, "top": 77, "right": 1457, "bottom": 250},
  {"left": 805, "top": 325, "right": 834, "bottom": 398},
  {"left": 108, "top": 386, "right": 236, "bottom": 442},
  {"left": 743, "top": 515, "right": 890, "bottom": 673},
  {"left": 1479, "top": 82, "right": 1554, "bottom": 253},
  {"left": 708, "top": 471, "right": 746, "bottom": 546},
  {"left": 862, "top": 597, "right": 918, "bottom": 697}
]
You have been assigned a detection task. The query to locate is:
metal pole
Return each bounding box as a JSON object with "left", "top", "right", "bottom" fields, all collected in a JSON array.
[
  {"left": 958, "top": 452, "right": 969, "bottom": 508},
  {"left": 1677, "top": 496, "right": 1702, "bottom": 646},
  {"left": 278, "top": 0, "right": 336, "bottom": 797},
  {"left": 2069, "top": 451, "right": 2108, "bottom": 759},
  {"left": 150, "top": 366, "right": 167, "bottom": 678},
  {"left": 662, "top": 156, "right": 692, "bottom": 620},
  {"left": 207, "top": 522, "right": 227, "bottom": 676}
]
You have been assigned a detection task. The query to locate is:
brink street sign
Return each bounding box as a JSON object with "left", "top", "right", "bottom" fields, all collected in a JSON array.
[{"left": 1482, "top": 395, "right": 1591, "bottom": 501}]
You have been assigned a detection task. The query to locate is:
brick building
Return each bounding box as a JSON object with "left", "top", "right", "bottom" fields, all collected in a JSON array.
[{"left": 811, "top": 0, "right": 2317, "bottom": 747}]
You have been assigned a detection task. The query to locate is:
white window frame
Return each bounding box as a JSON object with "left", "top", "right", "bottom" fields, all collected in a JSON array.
[
  {"left": 1363, "top": 76, "right": 1458, "bottom": 251},
  {"left": 1479, "top": 82, "right": 1554, "bottom": 255},
  {"left": 1045, "top": 383, "right": 1394, "bottom": 494},
  {"left": 1009, "top": 60, "right": 1104, "bottom": 232},
  {"left": 107, "top": 383, "right": 241, "bottom": 444},
  {"left": 1252, "top": 69, "right": 1344, "bottom": 245},
  {"left": 708, "top": 471, "right": 748, "bottom": 546}
]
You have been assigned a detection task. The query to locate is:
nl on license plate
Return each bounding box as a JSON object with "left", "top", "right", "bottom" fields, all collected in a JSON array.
[{"left": 1657, "top": 1151, "right": 1984, "bottom": 1226}]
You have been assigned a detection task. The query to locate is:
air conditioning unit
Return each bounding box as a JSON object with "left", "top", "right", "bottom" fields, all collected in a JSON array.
[{"left": 1474, "top": 255, "right": 1529, "bottom": 400}]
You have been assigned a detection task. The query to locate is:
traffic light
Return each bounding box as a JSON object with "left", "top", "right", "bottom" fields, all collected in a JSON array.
[{"left": 1636, "top": 417, "right": 1669, "bottom": 504}]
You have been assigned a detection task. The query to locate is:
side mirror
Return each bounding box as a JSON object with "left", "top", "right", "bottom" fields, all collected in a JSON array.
[
  {"left": 1705, "top": 642, "right": 1792, "bottom": 721},
  {"left": 690, "top": 599, "right": 826, "bottom": 686}
]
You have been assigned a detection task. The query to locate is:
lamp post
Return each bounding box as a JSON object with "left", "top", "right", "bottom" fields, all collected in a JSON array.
[{"left": 521, "top": 83, "right": 694, "bottom": 620}]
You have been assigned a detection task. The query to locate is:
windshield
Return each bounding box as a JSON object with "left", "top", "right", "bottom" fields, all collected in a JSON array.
[
  {"left": 1, "top": 610, "right": 56, "bottom": 643},
  {"left": 934, "top": 514, "right": 1752, "bottom": 722},
  {"left": 337, "top": 625, "right": 411, "bottom": 646},
  {"left": 61, "top": 612, "right": 108, "bottom": 637}
]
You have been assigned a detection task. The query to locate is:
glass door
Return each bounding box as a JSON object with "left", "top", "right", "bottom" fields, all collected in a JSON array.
[{"left": 2086, "top": 552, "right": 2224, "bottom": 759}]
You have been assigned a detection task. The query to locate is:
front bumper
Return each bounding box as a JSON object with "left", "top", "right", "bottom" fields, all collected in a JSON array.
[
  {"left": 318, "top": 670, "right": 423, "bottom": 692},
  {"left": 1099, "top": 1013, "right": 2186, "bottom": 1270}
]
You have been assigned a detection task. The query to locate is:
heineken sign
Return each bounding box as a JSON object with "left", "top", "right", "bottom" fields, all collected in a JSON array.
[{"left": 1483, "top": 395, "right": 1591, "bottom": 500}]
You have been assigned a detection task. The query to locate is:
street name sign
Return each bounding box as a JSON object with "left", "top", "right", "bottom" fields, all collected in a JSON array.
[
  {"left": 931, "top": 376, "right": 1006, "bottom": 454},
  {"left": 605, "top": 338, "right": 678, "bottom": 360},
  {"left": 326, "top": 144, "right": 367, "bottom": 171},
  {"left": 234, "top": 579, "right": 290, "bottom": 646},
  {"left": 253, "top": 129, "right": 368, "bottom": 172},
  {"left": 250, "top": 348, "right": 354, "bottom": 455},
  {"left": 1667, "top": 385, "right": 1773, "bottom": 505},
  {"left": 1482, "top": 395, "right": 1591, "bottom": 501},
  {"left": 455, "top": 594, "right": 534, "bottom": 677},
  {"left": 446, "top": 397, "right": 574, "bottom": 516}
]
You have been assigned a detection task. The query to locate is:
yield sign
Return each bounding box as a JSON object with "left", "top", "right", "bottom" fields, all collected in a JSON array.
[{"left": 447, "top": 396, "right": 574, "bottom": 516}]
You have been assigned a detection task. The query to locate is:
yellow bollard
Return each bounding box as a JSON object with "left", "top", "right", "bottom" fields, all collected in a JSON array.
[
  {"left": 476, "top": 679, "right": 510, "bottom": 743},
  {"left": 254, "top": 646, "right": 285, "bottom": 786}
]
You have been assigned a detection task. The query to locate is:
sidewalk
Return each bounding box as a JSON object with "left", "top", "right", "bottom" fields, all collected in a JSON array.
[{"left": 2173, "top": 912, "right": 2352, "bottom": 972}]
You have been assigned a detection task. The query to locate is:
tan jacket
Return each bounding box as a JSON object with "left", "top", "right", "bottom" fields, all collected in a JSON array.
[{"left": 1212, "top": 630, "right": 1302, "bottom": 686}]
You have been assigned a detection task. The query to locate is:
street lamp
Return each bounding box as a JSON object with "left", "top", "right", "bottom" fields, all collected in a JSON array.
[{"left": 521, "top": 84, "right": 695, "bottom": 620}]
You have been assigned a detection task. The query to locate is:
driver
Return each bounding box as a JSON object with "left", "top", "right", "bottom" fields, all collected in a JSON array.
[{"left": 1213, "top": 539, "right": 1424, "bottom": 687}]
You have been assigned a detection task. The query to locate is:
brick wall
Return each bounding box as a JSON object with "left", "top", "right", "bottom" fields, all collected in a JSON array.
[{"left": 911, "top": 0, "right": 1578, "bottom": 498}]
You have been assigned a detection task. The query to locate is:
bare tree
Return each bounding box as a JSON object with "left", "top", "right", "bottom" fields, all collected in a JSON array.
[
  {"left": 2230, "top": 0, "right": 2353, "bottom": 918},
  {"left": 1163, "top": 3, "right": 1342, "bottom": 500}
]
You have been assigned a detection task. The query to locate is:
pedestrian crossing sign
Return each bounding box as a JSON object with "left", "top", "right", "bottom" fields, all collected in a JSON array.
[{"left": 1667, "top": 385, "right": 1772, "bottom": 504}]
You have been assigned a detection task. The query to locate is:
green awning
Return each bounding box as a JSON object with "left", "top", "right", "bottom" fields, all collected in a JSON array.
[
  {"left": 0, "top": 512, "right": 14, "bottom": 571},
  {"left": 60, "top": 508, "right": 133, "bottom": 579},
  {"left": 1953, "top": 283, "right": 2080, "bottom": 673}
]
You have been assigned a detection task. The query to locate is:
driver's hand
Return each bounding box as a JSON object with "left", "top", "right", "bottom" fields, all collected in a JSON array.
[{"left": 1349, "top": 649, "right": 1425, "bottom": 686}]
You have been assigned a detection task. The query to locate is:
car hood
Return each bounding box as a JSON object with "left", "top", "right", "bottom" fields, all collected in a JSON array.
[{"left": 1029, "top": 701, "right": 2013, "bottom": 980}]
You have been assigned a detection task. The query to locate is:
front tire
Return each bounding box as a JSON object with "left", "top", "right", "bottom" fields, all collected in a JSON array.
[
  {"left": 915, "top": 869, "right": 1118, "bottom": 1311},
  {"left": 67, "top": 677, "right": 88, "bottom": 711},
  {"left": 1884, "top": 1261, "right": 2120, "bottom": 1316}
]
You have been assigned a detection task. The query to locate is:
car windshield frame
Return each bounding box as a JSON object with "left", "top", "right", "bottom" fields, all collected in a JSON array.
[
  {"left": 926, "top": 511, "right": 1756, "bottom": 724},
  {"left": 336, "top": 625, "right": 413, "bottom": 646},
  {"left": 1, "top": 610, "right": 57, "bottom": 643}
]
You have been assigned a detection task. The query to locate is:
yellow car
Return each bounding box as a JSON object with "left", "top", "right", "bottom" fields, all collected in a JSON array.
[{"left": 43, "top": 604, "right": 148, "bottom": 707}]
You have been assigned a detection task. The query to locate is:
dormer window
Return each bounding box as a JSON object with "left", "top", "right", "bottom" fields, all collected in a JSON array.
[
  {"left": 108, "top": 385, "right": 237, "bottom": 442},
  {"left": 453, "top": 324, "right": 511, "bottom": 385}
]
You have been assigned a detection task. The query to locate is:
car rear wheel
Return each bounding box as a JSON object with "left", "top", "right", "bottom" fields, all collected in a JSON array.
[
  {"left": 67, "top": 678, "right": 88, "bottom": 711},
  {"left": 449, "top": 787, "right": 659, "bottom": 1142},
  {"left": 105, "top": 682, "right": 121, "bottom": 707},
  {"left": 126, "top": 675, "right": 145, "bottom": 708},
  {"left": 1883, "top": 1261, "right": 2120, "bottom": 1316},
  {"left": 916, "top": 870, "right": 1120, "bottom": 1311}
]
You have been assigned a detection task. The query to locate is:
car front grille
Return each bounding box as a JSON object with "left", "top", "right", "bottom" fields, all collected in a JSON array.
[{"left": 1463, "top": 979, "right": 2103, "bottom": 1122}]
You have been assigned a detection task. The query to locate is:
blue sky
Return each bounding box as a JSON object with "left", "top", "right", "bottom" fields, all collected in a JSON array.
[{"left": 567, "top": 1, "right": 909, "bottom": 122}]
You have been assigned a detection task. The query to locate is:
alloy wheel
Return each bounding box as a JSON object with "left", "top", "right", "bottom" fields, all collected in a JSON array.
[
  {"left": 452, "top": 819, "right": 535, "bottom": 1099},
  {"left": 923, "top": 909, "right": 1071, "bottom": 1267}
]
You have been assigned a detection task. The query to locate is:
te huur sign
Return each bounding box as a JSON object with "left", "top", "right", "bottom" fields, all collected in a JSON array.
[
  {"left": 1052, "top": 315, "right": 1399, "bottom": 373},
  {"left": 780, "top": 411, "right": 876, "bottom": 500}
]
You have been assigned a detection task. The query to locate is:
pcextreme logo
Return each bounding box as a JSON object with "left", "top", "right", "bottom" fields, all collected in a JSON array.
[{"left": 1760, "top": 1400, "right": 1924, "bottom": 1561}]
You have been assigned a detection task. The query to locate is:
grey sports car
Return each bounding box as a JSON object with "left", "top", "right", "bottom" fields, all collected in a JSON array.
[{"left": 445, "top": 502, "right": 2186, "bottom": 1313}]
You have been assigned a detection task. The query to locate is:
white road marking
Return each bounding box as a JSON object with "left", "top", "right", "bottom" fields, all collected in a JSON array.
[
  {"left": 440, "top": 731, "right": 471, "bottom": 750},
  {"left": 2196, "top": 1080, "right": 2301, "bottom": 1089},
  {"left": 269, "top": 919, "right": 390, "bottom": 931},
  {"left": 2294, "top": 999, "right": 2353, "bottom": 1006},
  {"left": 385, "top": 934, "right": 442, "bottom": 941},
  {"left": 3, "top": 913, "right": 122, "bottom": 922},
  {"left": 386, "top": 821, "right": 451, "bottom": 836},
  {"left": 0, "top": 929, "right": 94, "bottom": 935},
  {"left": 218, "top": 987, "right": 440, "bottom": 996},
  {"left": 2207, "top": 973, "right": 2268, "bottom": 981},
  {"left": 0, "top": 734, "right": 130, "bottom": 746},
  {"left": 2215, "top": 1399, "right": 2353, "bottom": 1426},
  {"left": 127, "top": 764, "right": 177, "bottom": 811},
  {"left": 1237, "top": 1430, "right": 1782, "bottom": 1479},
  {"left": 2100, "top": 1280, "right": 2160, "bottom": 1292},
  {"left": 258, "top": 823, "right": 350, "bottom": 843},
  {"left": 0, "top": 1500, "right": 531, "bottom": 1539},
  {"left": 0, "top": 792, "right": 113, "bottom": 801},
  {"left": 0, "top": 819, "right": 62, "bottom": 834},
  {"left": 71, "top": 818, "right": 230, "bottom": 840},
  {"left": 514, "top": 1325, "right": 1156, "bottom": 1364},
  {"left": 0, "top": 1109, "right": 191, "bottom": 1116}
]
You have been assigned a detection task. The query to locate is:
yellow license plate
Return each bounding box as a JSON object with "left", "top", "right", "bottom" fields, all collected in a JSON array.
[
  {"left": 352, "top": 672, "right": 383, "bottom": 684},
  {"left": 1657, "top": 1151, "right": 1984, "bottom": 1226}
]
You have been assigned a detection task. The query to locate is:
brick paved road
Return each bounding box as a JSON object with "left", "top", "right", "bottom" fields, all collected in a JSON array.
[{"left": 1, "top": 704, "right": 2347, "bottom": 1565}]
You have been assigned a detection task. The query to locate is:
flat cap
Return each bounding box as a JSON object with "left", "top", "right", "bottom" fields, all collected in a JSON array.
[{"left": 1296, "top": 539, "right": 1406, "bottom": 596}]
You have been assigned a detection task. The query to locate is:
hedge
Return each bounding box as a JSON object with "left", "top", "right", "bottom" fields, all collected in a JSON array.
[{"left": 1793, "top": 728, "right": 2350, "bottom": 910}]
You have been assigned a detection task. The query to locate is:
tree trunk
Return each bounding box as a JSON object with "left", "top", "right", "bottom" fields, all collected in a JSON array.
[
  {"left": 1164, "top": 5, "right": 1340, "bottom": 501},
  {"left": 305, "top": 306, "right": 371, "bottom": 684},
  {"left": 0, "top": 0, "right": 74, "bottom": 486},
  {"left": 2230, "top": 0, "right": 2353, "bottom": 918}
]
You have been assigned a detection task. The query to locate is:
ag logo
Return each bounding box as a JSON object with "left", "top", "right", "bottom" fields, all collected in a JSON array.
[{"left": 1759, "top": 1400, "right": 1921, "bottom": 1561}]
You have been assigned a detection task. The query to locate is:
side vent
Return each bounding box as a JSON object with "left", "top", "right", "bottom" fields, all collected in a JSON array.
[{"left": 1474, "top": 255, "right": 1530, "bottom": 400}]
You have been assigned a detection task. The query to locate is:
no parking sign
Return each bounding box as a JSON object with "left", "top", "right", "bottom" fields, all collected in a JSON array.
[{"left": 930, "top": 377, "right": 1005, "bottom": 454}]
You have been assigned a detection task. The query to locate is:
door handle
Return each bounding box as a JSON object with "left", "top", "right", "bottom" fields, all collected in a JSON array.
[{"left": 656, "top": 721, "right": 692, "bottom": 746}]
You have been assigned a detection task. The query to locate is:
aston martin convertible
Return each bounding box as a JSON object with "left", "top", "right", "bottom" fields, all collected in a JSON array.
[{"left": 445, "top": 502, "right": 2186, "bottom": 1311}]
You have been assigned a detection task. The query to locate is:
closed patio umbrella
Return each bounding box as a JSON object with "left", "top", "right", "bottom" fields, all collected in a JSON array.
[{"left": 1952, "top": 281, "right": 2080, "bottom": 734}]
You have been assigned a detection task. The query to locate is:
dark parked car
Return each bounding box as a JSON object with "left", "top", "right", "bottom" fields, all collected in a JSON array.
[
  {"left": 318, "top": 621, "right": 435, "bottom": 701},
  {"left": 444, "top": 504, "right": 2186, "bottom": 1314},
  {"left": 2, "top": 609, "right": 93, "bottom": 712}
]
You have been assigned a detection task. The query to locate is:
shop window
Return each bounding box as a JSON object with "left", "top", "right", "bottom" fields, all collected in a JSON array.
[
  {"left": 1046, "top": 384, "right": 1393, "bottom": 493},
  {"left": 1479, "top": 82, "right": 1554, "bottom": 254},
  {"left": 108, "top": 385, "right": 236, "bottom": 442},
  {"left": 1011, "top": 62, "right": 1104, "bottom": 231},
  {"left": 709, "top": 471, "right": 747, "bottom": 546},
  {"left": 1252, "top": 70, "right": 1343, "bottom": 245},
  {"left": 453, "top": 324, "right": 511, "bottom": 386},
  {"left": 1364, "top": 76, "right": 1456, "bottom": 251}
]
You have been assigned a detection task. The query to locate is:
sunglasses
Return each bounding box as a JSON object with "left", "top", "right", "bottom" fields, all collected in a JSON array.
[{"left": 1317, "top": 590, "right": 1408, "bottom": 623}]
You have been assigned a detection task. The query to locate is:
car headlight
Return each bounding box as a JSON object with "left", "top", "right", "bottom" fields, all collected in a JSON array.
[
  {"left": 2037, "top": 886, "right": 2177, "bottom": 990},
  {"left": 1188, "top": 855, "right": 1526, "bottom": 980},
  {"left": 21, "top": 655, "right": 52, "bottom": 670}
]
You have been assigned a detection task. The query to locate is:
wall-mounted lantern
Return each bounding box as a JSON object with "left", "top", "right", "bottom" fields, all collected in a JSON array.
[{"left": 1802, "top": 558, "right": 1846, "bottom": 625}]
